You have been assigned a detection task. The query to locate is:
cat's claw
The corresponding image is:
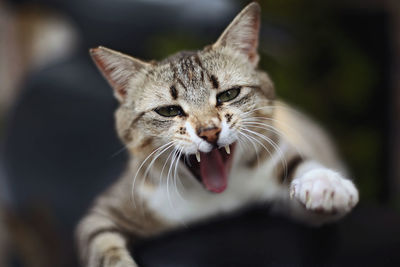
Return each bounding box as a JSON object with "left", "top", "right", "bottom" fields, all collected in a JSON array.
[{"left": 290, "top": 169, "right": 358, "bottom": 214}]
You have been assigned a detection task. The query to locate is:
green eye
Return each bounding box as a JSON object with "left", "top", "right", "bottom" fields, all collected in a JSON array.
[
  {"left": 155, "top": 105, "right": 184, "bottom": 117},
  {"left": 217, "top": 87, "right": 241, "bottom": 104}
]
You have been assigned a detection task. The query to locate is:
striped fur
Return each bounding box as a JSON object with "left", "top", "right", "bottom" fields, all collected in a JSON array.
[{"left": 76, "top": 3, "right": 358, "bottom": 266}]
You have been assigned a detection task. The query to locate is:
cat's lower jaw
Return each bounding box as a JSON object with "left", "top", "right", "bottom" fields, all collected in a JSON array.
[{"left": 289, "top": 168, "right": 359, "bottom": 225}]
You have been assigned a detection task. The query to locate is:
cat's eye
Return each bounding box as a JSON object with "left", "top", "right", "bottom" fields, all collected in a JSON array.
[
  {"left": 217, "top": 87, "right": 241, "bottom": 104},
  {"left": 155, "top": 105, "right": 184, "bottom": 117}
]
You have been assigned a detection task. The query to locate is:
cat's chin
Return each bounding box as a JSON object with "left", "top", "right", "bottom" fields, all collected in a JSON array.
[{"left": 182, "top": 143, "right": 236, "bottom": 193}]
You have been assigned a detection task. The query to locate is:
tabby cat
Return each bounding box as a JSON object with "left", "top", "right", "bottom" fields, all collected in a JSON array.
[{"left": 76, "top": 3, "right": 359, "bottom": 266}]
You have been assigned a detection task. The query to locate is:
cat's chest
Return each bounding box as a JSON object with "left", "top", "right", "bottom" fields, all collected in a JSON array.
[{"left": 140, "top": 159, "right": 284, "bottom": 225}]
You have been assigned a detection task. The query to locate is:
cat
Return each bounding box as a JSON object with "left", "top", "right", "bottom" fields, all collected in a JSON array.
[{"left": 76, "top": 2, "right": 359, "bottom": 267}]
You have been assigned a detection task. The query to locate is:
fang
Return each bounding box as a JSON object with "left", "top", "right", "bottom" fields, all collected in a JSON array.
[{"left": 224, "top": 145, "right": 230, "bottom": 154}]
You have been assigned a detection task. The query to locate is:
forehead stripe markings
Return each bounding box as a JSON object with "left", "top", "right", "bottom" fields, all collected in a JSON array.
[
  {"left": 193, "top": 54, "right": 209, "bottom": 83},
  {"left": 193, "top": 54, "right": 204, "bottom": 69},
  {"left": 170, "top": 85, "right": 178, "bottom": 100},
  {"left": 210, "top": 75, "right": 219, "bottom": 89},
  {"left": 176, "top": 78, "right": 187, "bottom": 91}
]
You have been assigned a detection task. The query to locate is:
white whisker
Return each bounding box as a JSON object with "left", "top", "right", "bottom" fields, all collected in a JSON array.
[
  {"left": 240, "top": 127, "right": 288, "bottom": 179},
  {"left": 130, "top": 141, "right": 175, "bottom": 209},
  {"left": 239, "top": 129, "right": 273, "bottom": 163},
  {"left": 109, "top": 145, "right": 128, "bottom": 159},
  {"left": 242, "top": 116, "right": 308, "bottom": 156},
  {"left": 166, "top": 148, "right": 179, "bottom": 211},
  {"left": 173, "top": 148, "right": 186, "bottom": 202},
  {"left": 139, "top": 142, "right": 177, "bottom": 216},
  {"left": 237, "top": 131, "right": 260, "bottom": 167},
  {"left": 242, "top": 122, "right": 304, "bottom": 158},
  {"left": 241, "top": 104, "right": 304, "bottom": 118}
]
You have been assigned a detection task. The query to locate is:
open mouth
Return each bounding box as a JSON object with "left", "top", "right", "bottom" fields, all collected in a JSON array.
[{"left": 182, "top": 143, "right": 236, "bottom": 193}]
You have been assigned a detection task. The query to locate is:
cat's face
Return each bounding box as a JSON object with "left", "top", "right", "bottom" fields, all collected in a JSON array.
[
  {"left": 129, "top": 48, "right": 269, "bottom": 154},
  {"left": 91, "top": 3, "right": 274, "bottom": 192}
]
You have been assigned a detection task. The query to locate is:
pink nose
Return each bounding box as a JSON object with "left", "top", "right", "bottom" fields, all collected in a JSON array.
[{"left": 198, "top": 127, "right": 221, "bottom": 144}]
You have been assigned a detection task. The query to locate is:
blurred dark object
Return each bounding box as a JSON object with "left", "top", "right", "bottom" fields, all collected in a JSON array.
[
  {"left": 132, "top": 205, "right": 400, "bottom": 267},
  {"left": 3, "top": 56, "right": 125, "bottom": 266},
  {"left": 5, "top": 0, "right": 237, "bottom": 57},
  {"left": 2, "top": 0, "right": 400, "bottom": 266}
]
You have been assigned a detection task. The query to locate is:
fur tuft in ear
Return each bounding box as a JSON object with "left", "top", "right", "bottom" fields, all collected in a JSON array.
[
  {"left": 212, "top": 2, "right": 261, "bottom": 65},
  {"left": 90, "top": 46, "right": 150, "bottom": 102}
]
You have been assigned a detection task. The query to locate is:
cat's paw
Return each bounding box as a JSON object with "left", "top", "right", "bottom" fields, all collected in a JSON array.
[
  {"left": 289, "top": 169, "right": 358, "bottom": 214},
  {"left": 99, "top": 248, "right": 138, "bottom": 267}
]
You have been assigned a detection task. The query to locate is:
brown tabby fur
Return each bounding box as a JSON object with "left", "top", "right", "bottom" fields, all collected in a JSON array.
[{"left": 76, "top": 3, "right": 358, "bottom": 267}]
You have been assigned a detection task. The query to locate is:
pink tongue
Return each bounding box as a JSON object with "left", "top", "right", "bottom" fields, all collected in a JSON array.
[{"left": 199, "top": 150, "right": 227, "bottom": 193}]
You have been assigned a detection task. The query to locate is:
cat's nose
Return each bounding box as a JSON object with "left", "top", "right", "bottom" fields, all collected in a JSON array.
[{"left": 197, "top": 126, "right": 221, "bottom": 145}]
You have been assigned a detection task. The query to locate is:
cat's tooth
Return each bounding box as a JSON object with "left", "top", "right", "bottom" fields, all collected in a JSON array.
[
  {"left": 224, "top": 145, "right": 231, "bottom": 154},
  {"left": 196, "top": 151, "right": 201, "bottom": 162}
]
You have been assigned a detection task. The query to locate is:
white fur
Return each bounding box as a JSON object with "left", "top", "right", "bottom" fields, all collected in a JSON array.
[
  {"left": 218, "top": 119, "right": 238, "bottom": 147},
  {"left": 184, "top": 121, "right": 213, "bottom": 153},
  {"left": 141, "top": 138, "right": 358, "bottom": 226},
  {"left": 290, "top": 167, "right": 358, "bottom": 213},
  {"left": 141, "top": 142, "right": 287, "bottom": 225}
]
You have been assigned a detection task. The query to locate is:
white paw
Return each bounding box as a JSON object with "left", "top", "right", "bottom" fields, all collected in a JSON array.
[
  {"left": 99, "top": 249, "right": 138, "bottom": 267},
  {"left": 290, "top": 169, "right": 358, "bottom": 214}
]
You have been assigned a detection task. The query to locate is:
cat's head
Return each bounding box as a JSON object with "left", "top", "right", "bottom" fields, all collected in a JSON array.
[{"left": 90, "top": 2, "right": 275, "bottom": 193}]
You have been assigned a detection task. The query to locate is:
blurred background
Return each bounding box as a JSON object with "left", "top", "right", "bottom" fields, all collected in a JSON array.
[{"left": 0, "top": 0, "right": 399, "bottom": 266}]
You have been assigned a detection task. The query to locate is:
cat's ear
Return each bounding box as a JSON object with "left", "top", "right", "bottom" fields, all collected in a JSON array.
[
  {"left": 212, "top": 2, "right": 260, "bottom": 66},
  {"left": 90, "top": 46, "right": 150, "bottom": 102}
]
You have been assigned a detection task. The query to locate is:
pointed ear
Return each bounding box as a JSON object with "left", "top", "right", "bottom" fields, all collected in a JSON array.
[
  {"left": 90, "top": 46, "right": 150, "bottom": 102},
  {"left": 212, "top": 2, "right": 261, "bottom": 66}
]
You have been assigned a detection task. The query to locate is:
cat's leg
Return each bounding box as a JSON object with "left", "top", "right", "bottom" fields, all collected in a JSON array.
[
  {"left": 76, "top": 211, "right": 137, "bottom": 267},
  {"left": 283, "top": 159, "right": 359, "bottom": 225}
]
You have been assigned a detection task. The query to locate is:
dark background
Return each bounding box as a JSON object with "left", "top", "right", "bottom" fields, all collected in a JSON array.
[{"left": 0, "top": 0, "right": 399, "bottom": 266}]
